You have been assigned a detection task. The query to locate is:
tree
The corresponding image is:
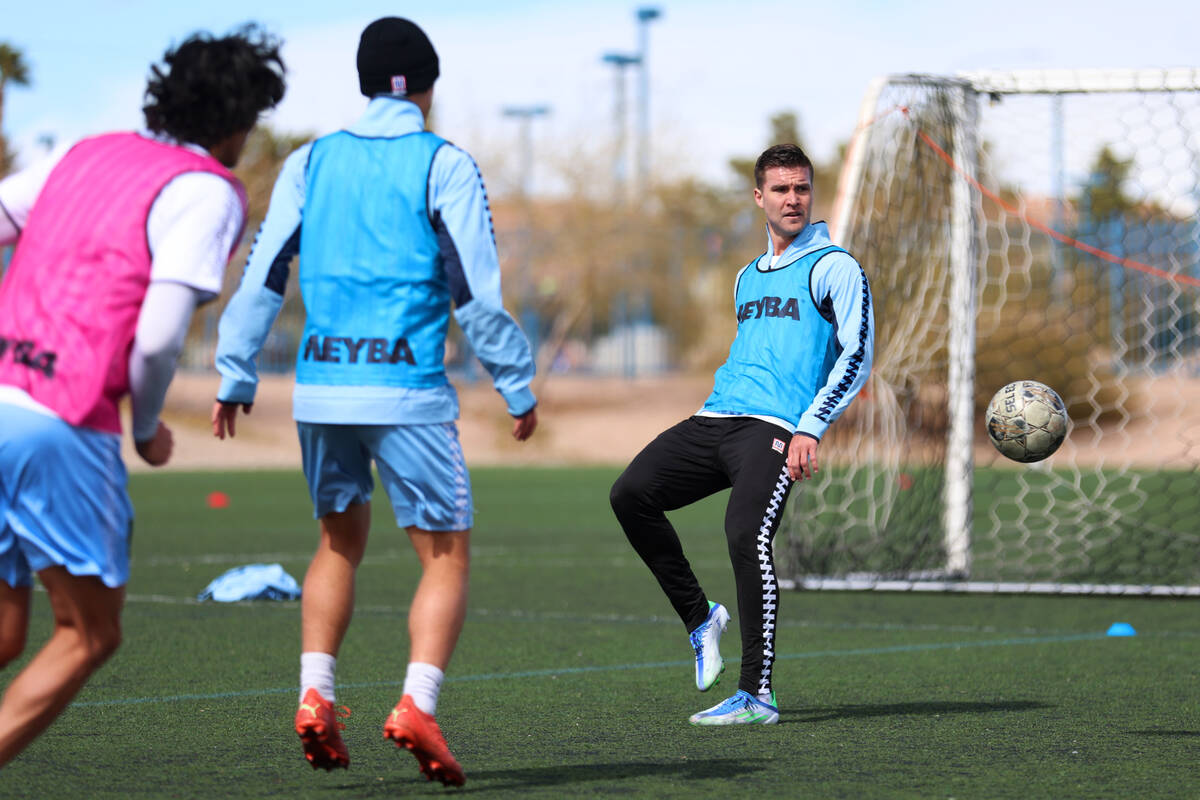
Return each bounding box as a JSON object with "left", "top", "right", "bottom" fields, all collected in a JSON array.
[
  {"left": 232, "top": 125, "right": 314, "bottom": 235},
  {"left": 1077, "top": 145, "right": 1136, "bottom": 220},
  {"left": 223, "top": 124, "right": 313, "bottom": 310},
  {"left": 727, "top": 110, "right": 842, "bottom": 220},
  {"left": 183, "top": 125, "right": 315, "bottom": 366},
  {"left": 0, "top": 42, "right": 32, "bottom": 176},
  {"left": 728, "top": 111, "right": 804, "bottom": 189}
]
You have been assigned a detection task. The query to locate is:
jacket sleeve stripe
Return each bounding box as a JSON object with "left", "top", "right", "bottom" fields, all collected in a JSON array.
[{"left": 815, "top": 261, "right": 871, "bottom": 423}]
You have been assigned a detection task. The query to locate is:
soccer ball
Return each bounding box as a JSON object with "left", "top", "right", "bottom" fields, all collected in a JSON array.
[{"left": 984, "top": 380, "right": 1068, "bottom": 463}]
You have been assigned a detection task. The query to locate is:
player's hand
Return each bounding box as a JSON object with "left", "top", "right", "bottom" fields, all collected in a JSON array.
[
  {"left": 512, "top": 407, "right": 538, "bottom": 441},
  {"left": 135, "top": 421, "right": 174, "bottom": 467},
  {"left": 787, "top": 433, "right": 819, "bottom": 481},
  {"left": 211, "top": 400, "right": 252, "bottom": 440}
]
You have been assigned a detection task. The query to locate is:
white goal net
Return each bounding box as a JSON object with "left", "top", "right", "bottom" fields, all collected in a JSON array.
[{"left": 777, "top": 69, "right": 1200, "bottom": 595}]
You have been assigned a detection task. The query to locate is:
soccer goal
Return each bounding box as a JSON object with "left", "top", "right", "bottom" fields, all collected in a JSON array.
[{"left": 777, "top": 68, "right": 1200, "bottom": 595}]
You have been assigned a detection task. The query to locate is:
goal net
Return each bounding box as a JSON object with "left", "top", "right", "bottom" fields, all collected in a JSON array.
[{"left": 777, "top": 69, "right": 1200, "bottom": 595}]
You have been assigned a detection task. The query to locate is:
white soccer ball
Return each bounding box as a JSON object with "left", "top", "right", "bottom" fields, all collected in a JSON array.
[{"left": 985, "top": 380, "right": 1068, "bottom": 463}]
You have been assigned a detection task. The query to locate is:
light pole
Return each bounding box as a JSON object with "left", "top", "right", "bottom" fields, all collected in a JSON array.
[
  {"left": 601, "top": 52, "right": 641, "bottom": 378},
  {"left": 635, "top": 7, "right": 662, "bottom": 194},
  {"left": 501, "top": 105, "right": 551, "bottom": 365},
  {"left": 601, "top": 52, "right": 641, "bottom": 205},
  {"left": 502, "top": 105, "right": 551, "bottom": 199}
]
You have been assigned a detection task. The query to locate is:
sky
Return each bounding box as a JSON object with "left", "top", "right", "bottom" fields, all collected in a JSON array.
[{"left": 4, "top": 0, "right": 1200, "bottom": 193}]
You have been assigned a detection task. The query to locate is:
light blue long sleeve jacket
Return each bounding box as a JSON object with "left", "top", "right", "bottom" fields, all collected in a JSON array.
[{"left": 215, "top": 97, "right": 536, "bottom": 424}]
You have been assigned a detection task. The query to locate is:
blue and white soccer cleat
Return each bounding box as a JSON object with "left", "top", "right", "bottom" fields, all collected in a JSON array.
[
  {"left": 689, "top": 690, "right": 779, "bottom": 726},
  {"left": 689, "top": 601, "right": 730, "bottom": 691}
]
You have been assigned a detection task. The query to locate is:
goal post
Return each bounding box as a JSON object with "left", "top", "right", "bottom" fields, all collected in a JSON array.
[
  {"left": 777, "top": 68, "right": 1200, "bottom": 595},
  {"left": 944, "top": 79, "right": 980, "bottom": 577}
]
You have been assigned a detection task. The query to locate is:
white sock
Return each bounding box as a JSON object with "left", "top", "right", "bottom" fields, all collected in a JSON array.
[
  {"left": 300, "top": 651, "right": 337, "bottom": 703},
  {"left": 758, "top": 691, "right": 776, "bottom": 706},
  {"left": 402, "top": 662, "right": 444, "bottom": 715}
]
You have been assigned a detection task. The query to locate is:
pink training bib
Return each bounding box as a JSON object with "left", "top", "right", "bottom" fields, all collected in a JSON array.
[{"left": 0, "top": 132, "right": 245, "bottom": 433}]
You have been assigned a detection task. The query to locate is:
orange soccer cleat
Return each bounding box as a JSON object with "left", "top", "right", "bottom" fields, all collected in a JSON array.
[
  {"left": 294, "top": 687, "right": 351, "bottom": 770},
  {"left": 383, "top": 694, "right": 466, "bottom": 787}
]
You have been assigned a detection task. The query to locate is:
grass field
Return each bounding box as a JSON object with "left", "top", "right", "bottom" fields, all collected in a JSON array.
[{"left": 3, "top": 467, "right": 1198, "bottom": 799}]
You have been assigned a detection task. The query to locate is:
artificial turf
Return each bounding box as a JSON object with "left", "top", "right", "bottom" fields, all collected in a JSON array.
[{"left": 2, "top": 467, "right": 1197, "bottom": 798}]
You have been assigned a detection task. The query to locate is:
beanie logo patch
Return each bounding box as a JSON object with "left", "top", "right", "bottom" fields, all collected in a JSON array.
[{"left": 390, "top": 74, "right": 407, "bottom": 94}]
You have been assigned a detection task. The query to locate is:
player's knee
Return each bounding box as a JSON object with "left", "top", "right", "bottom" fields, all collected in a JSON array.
[
  {"left": 81, "top": 619, "right": 123, "bottom": 667},
  {"left": 322, "top": 528, "right": 369, "bottom": 566},
  {"left": 609, "top": 473, "right": 643, "bottom": 519}
]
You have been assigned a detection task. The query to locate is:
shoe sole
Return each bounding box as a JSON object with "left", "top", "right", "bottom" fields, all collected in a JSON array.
[
  {"left": 698, "top": 662, "right": 725, "bottom": 692},
  {"left": 297, "top": 724, "right": 349, "bottom": 770},
  {"left": 386, "top": 729, "right": 466, "bottom": 787},
  {"left": 689, "top": 713, "right": 780, "bottom": 726}
]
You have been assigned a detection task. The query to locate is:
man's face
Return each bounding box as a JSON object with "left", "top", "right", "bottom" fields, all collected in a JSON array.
[{"left": 754, "top": 165, "right": 813, "bottom": 246}]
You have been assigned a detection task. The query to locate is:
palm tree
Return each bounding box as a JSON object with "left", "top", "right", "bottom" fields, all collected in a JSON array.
[
  {"left": 0, "top": 42, "right": 30, "bottom": 127},
  {"left": 0, "top": 42, "right": 32, "bottom": 175}
]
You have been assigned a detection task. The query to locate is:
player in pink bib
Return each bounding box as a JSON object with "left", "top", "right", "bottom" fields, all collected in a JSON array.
[
  {"left": 0, "top": 133, "right": 247, "bottom": 432},
  {"left": 0, "top": 26, "right": 285, "bottom": 768}
]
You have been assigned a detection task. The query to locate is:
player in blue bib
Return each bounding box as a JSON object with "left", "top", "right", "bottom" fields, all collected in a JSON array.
[
  {"left": 211, "top": 18, "right": 536, "bottom": 786},
  {"left": 611, "top": 144, "right": 874, "bottom": 725}
]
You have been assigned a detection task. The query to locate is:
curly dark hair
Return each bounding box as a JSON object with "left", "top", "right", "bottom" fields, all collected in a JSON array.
[
  {"left": 754, "top": 143, "right": 813, "bottom": 188},
  {"left": 142, "top": 24, "right": 286, "bottom": 148}
]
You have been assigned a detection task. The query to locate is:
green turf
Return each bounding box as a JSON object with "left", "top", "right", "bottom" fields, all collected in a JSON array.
[{"left": 3, "top": 467, "right": 1198, "bottom": 798}]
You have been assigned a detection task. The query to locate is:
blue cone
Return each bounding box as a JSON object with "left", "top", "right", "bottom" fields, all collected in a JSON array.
[{"left": 1106, "top": 622, "right": 1137, "bottom": 637}]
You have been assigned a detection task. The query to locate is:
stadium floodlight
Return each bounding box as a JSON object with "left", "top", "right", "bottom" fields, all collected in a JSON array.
[
  {"left": 601, "top": 52, "right": 642, "bottom": 66},
  {"left": 500, "top": 104, "right": 551, "bottom": 363},
  {"left": 601, "top": 52, "right": 643, "bottom": 378},
  {"left": 501, "top": 105, "right": 551, "bottom": 199},
  {"left": 635, "top": 7, "right": 662, "bottom": 194},
  {"left": 601, "top": 52, "right": 641, "bottom": 205}
]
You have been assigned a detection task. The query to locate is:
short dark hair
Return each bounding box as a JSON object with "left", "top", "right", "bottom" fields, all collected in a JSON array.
[
  {"left": 754, "top": 144, "right": 813, "bottom": 188},
  {"left": 142, "top": 24, "right": 286, "bottom": 149}
]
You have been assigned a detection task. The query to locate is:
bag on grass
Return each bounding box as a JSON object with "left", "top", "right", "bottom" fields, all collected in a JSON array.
[{"left": 197, "top": 563, "right": 301, "bottom": 602}]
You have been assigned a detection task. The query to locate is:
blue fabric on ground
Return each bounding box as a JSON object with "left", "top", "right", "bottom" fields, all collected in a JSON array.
[{"left": 197, "top": 563, "right": 302, "bottom": 602}]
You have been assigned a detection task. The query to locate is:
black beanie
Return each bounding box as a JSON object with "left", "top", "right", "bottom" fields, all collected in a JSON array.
[{"left": 356, "top": 17, "right": 439, "bottom": 97}]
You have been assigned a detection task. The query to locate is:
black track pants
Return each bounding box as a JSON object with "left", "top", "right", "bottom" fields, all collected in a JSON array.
[{"left": 610, "top": 415, "right": 794, "bottom": 697}]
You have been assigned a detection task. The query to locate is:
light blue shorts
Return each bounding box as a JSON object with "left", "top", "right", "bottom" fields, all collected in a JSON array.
[
  {"left": 0, "top": 403, "right": 133, "bottom": 589},
  {"left": 297, "top": 421, "right": 473, "bottom": 531}
]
